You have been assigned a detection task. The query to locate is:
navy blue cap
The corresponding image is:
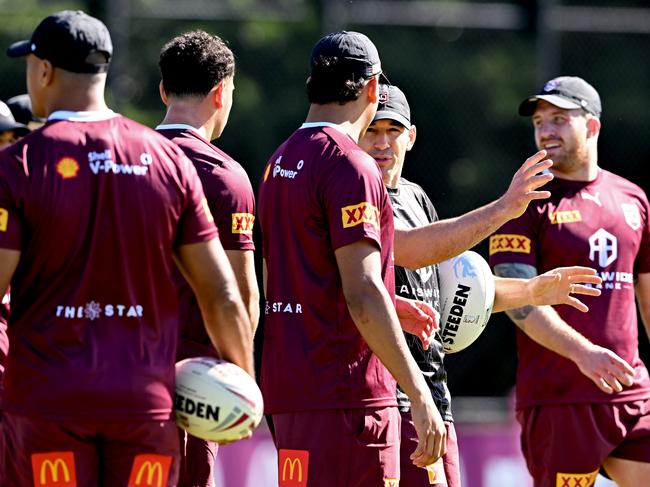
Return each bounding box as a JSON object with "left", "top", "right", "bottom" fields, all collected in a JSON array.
[
  {"left": 310, "top": 31, "right": 386, "bottom": 81},
  {"left": 375, "top": 84, "right": 411, "bottom": 128},
  {"left": 519, "top": 76, "right": 601, "bottom": 117},
  {"left": 7, "top": 10, "right": 112, "bottom": 74}
]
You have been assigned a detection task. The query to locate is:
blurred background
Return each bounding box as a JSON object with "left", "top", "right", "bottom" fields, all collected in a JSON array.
[{"left": 2, "top": 0, "right": 649, "bottom": 485}]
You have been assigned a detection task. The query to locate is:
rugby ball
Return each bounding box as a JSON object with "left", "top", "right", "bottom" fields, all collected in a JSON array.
[
  {"left": 175, "top": 357, "right": 264, "bottom": 443},
  {"left": 438, "top": 250, "right": 495, "bottom": 354}
]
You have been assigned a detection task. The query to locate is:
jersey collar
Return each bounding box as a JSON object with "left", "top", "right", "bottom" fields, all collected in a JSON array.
[{"left": 48, "top": 110, "right": 118, "bottom": 122}]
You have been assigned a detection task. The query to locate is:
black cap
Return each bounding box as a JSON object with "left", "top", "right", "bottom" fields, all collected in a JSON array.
[
  {"left": 374, "top": 84, "right": 411, "bottom": 128},
  {"left": 310, "top": 31, "right": 385, "bottom": 81},
  {"left": 5, "top": 94, "right": 42, "bottom": 125},
  {"left": 0, "top": 101, "right": 30, "bottom": 136},
  {"left": 519, "top": 76, "right": 601, "bottom": 117},
  {"left": 7, "top": 10, "right": 112, "bottom": 74}
]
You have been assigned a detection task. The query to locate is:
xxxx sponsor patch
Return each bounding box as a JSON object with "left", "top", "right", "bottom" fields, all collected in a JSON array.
[
  {"left": 0, "top": 207, "right": 8, "bottom": 232},
  {"left": 341, "top": 201, "right": 380, "bottom": 229},
  {"left": 489, "top": 234, "right": 531, "bottom": 255},
  {"left": 550, "top": 210, "right": 582, "bottom": 224},
  {"left": 232, "top": 212, "right": 254, "bottom": 234},
  {"left": 555, "top": 469, "right": 598, "bottom": 487}
]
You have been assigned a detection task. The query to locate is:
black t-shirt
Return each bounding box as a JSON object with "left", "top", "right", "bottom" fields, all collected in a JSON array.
[{"left": 389, "top": 178, "right": 452, "bottom": 421}]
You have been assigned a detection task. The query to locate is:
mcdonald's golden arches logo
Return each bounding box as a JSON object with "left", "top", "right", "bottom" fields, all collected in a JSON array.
[
  {"left": 31, "top": 451, "right": 77, "bottom": 487},
  {"left": 127, "top": 454, "right": 172, "bottom": 487},
  {"left": 278, "top": 449, "right": 309, "bottom": 487}
]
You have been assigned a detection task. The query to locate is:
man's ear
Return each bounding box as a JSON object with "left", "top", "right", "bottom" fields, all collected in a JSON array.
[
  {"left": 586, "top": 116, "right": 601, "bottom": 138},
  {"left": 158, "top": 80, "right": 168, "bottom": 105},
  {"left": 406, "top": 125, "right": 417, "bottom": 151},
  {"left": 212, "top": 80, "right": 225, "bottom": 109},
  {"left": 367, "top": 76, "right": 379, "bottom": 104},
  {"left": 40, "top": 59, "right": 55, "bottom": 88}
]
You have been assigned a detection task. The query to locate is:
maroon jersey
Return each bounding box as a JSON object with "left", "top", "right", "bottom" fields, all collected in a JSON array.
[
  {"left": 489, "top": 169, "right": 650, "bottom": 408},
  {"left": 156, "top": 125, "right": 255, "bottom": 360},
  {"left": 0, "top": 294, "right": 8, "bottom": 406},
  {"left": 0, "top": 110, "right": 218, "bottom": 421},
  {"left": 258, "top": 122, "right": 397, "bottom": 414}
]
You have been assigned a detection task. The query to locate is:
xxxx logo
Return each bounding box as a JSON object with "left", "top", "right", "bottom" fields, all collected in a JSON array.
[
  {"left": 0, "top": 207, "right": 8, "bottom": 232},
  {"left": 31, "top": 451, "right": 77, "bottom": 487},
  {"left": 489, "top": 234, "right": 531, "bottom": 255},
  {"left": 341, "top": 202, "right": 380, "bottom": 229},
  {"left": 232, "top": 212, "right": 255, "bottom": 234},
  {"left": 278, "top": 449, "right": 309, "bottom": 487},
  {"left": 550, "top": 210, "right": 582, "bottom": 224},
  {"left": 555, "top": 469, "right": 598, "bottom": 487},
  {"left": 127, "top": 454, "right": 172, "bottom": 487}
]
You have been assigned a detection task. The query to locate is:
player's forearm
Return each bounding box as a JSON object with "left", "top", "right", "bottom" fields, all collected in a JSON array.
[
  {"left": 507, "top": 305, "right": 594, "bottom": 362},
  {"left": 493, "top": 276, "right": 534, "bottom": 312},
  {"left": 201, "top": 290, "right": 254, "bottom": 376},
  {"left": 344, "top": 279, "right": 430, "bottom": 404},
  {"left": 394, "top": 199, "right": 512, "bottom": 270}
]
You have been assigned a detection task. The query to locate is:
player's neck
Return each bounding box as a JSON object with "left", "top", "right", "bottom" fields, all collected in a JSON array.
[
  {"left": 160, "top": 103, "right": 214, "bottom": 141},
  {"left": 305, "top": 103, "right": 371, "bottom": 142}
]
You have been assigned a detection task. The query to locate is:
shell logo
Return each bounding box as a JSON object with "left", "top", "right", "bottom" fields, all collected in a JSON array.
[{"left": 57, "top": 157, "right": 80, "bottom": 179}]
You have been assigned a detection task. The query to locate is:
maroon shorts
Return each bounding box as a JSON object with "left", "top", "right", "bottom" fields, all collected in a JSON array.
[
  {"left": 3, "top": 412, "right": 180, "bottom": 486},
  {"left": 518, "top": 399, "right": 650, "bottom": 486},
  {"left": 400, "top": 411, "right": 461, "bottom": 486},
  {"left": 272, "top": 406, "right": 400, "bottom": 487},
  {"left": 178, "top": 428, "right": 218, "bottom": 487}
]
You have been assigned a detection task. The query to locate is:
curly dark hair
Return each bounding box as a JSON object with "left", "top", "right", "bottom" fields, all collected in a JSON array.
[
  {"left": 159, "top": 30, "right": 235, "bottom": 97},
  {"left": 307, "top": 56, "right": 369, "bottom": 105}
]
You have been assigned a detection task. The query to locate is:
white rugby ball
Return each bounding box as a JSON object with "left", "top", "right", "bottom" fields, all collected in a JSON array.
[
  {"left": 175, "top": 357, "right": 264, "bottom": 442},
  {"left": 438, "top": 250, "right": 495, "bottom": 354}
]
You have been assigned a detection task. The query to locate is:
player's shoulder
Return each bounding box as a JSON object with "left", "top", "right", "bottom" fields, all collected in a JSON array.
[
  {"left": 398, "top": 178, "right": 426, "bottom": 196},
  {"left": 601, "top": 168, "right": 646, "bottom": 195}
]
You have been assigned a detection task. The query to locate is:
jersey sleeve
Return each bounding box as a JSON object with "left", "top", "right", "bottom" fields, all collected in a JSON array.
[
  {"left": 322, "top": 148, "right": 386, "bottom": 251},
  {"left": 0, "top": 149, "right": 24, "bottom": 251},
  {"left": 208, "top": 168, "right": 255, "bottom": 252},
  {"left": 634, "top": 191, "right": 650, "bottom": 275},
  {"left": 488, "top": 207, "right": 539, "bottom": 269},
  {"left": 175, "top": 154, "right": 220, "bottom": 248}
]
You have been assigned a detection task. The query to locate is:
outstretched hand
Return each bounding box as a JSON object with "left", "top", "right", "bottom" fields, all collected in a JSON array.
[
  {"left": 500, "top": 150, "right": 554, "bottom": 220},
  {"left": 530, "top": 266, "right": 603, "bottom": 312},
  {"left": 395, "top": 296, "right": 439, "bottom": 350}
]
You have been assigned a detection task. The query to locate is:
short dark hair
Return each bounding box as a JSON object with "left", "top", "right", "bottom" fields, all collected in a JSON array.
[
  {"left": 159, "top": 30, "right": 235, "bottom": 97},
  {"left": 306, "top": 56, "right": 369, "bottom": 105}
]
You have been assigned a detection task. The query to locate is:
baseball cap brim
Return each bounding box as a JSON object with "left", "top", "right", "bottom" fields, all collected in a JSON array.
[
  {"left": 0, "top": 120, "right": 29, "bottom": 135},
  {"left": 7, "top": 40, "right": 33, "bottom": 58},
  {"left": 374, "top": 109, "right": 410, "bottom": 128},
  {"left": 519, "top": 94, "right": 583, "bottom": 116}
]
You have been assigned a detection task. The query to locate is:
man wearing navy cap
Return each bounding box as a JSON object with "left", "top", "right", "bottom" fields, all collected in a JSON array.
[
  {"left": 492, "top": 76, "right": 650, "bottom": 485},
  {"left": 0, "top": 10, "right": 254, "bottom": 486},
  {"left": 258, "top": 31, "right": 443, "bottom": 486},
  {"left": 0, "top": 100, "right": 29, "bottom": 150},
  {"left": 360, "top": 83, "right": 604, "bottom": 486}
]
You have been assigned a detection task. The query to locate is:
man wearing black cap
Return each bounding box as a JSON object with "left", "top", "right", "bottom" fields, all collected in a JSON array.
[
  {"left": 0, "top": 10, "right": 254, "bottom": 486},
  {"left": 491, "top": 76, "right": 650, "bottom": 485},
  {"left": 258, "top": 31, "right": 443, "bottom": 485},
  {"left": 359, "top": 83, "right": 604, "bottom": 486},
  {"left": 0, "top": 100, "right": 30, "bottom": 150}
]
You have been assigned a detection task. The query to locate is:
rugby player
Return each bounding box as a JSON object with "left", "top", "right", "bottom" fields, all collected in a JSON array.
[
  {"left": 156, "top": 30, "right": 259, "bottom": 487},
  {"left": 491, "top": 76, "right": 650, "bottom": 486},
  {"left": 359, "top": 83, "right": 604, "bottom": 486},
  {"left": 258, "top": 31, "right": 442, "bottom": 486},
  {"left": 0, "top": 11, "right": 253, "bottom": 486}
]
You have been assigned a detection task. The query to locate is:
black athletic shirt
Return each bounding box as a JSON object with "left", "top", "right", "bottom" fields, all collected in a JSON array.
[{"left": 389, "top": 178, "right": 452, "bottom": 421}]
